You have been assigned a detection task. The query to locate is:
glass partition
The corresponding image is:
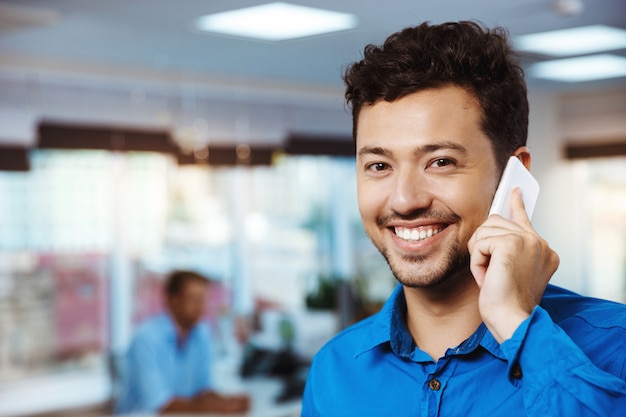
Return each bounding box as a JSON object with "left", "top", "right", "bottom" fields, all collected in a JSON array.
[
  {"left": 576, "top": 157, "right": 626, "bottom": 303},
  {"left": 0, "top": 149, "right": 394, "bottom": 416}
]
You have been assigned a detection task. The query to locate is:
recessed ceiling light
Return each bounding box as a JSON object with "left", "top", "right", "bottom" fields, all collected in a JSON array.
[
  {"left": 529, "top": 54, "right": 626, "bottom": 82},
  {"left": 194, "top": 2, "right": 358, "bottom": 41},
  {"left": 515, "top": 25, "right": 626, "bottom": 56}
]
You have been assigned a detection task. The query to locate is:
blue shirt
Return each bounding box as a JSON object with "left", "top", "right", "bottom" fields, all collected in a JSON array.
[
  {"left": 116, "top": 313, "right": 213, "bottom": 413},
  {"left": 302, "top": 285, "right": 626, "bottom": 416}
]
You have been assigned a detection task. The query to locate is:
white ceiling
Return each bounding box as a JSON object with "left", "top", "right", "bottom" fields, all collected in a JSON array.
[{"left": 0, "top": 0, "right": 625, "bottom": 92}]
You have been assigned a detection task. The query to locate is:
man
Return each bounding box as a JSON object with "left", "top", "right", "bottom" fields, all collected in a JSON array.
[
  {"left": 301, "top": 21, "right": 626, "bottom": 416},
  {"left": 116, "top": 270, "right": 250, "bottom": 414}
]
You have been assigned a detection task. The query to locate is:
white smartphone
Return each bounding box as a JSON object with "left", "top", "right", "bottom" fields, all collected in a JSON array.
[{"left": 488, "top": 156, "right": 540, "bottom": 221}]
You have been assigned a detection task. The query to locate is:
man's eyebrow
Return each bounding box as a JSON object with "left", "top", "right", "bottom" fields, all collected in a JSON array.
[
  {"left": 357, "top": 146, "right": 391, "bottom": 159},
  {"left": 357, "top": 141, "right": 468, "bottom": 159},
  {"left": 415, "top": 141, "right": 468, "bottom": 157}
]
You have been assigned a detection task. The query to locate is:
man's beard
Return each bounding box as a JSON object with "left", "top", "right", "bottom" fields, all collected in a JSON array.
[
  {"left": 379, "top": 237, "right": 470, "bottom": 289},
  {"left": 372, "top": 208, "right": 470, "bottom": 289}
]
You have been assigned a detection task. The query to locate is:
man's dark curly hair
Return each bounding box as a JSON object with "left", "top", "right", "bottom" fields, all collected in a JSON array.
[
  {"left": 165, "top": 270, "right": 210, "bottom": 297},
  {"left": 343, "top": 21, "right": 528, "bottom": 173}
]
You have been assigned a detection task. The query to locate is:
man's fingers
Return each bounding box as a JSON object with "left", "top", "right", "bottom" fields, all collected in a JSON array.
[{"left": 510, "top": 187, "right": 533, "bottom": 229}]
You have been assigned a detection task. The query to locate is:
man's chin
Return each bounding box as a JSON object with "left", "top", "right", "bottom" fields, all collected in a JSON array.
[
  {"left": 385, "top": 250, "right": 470, "bottom": 290},
  {"left": 394, "top": 270, "right": 470, "bottom": 291},
  {"left": 390, "top": 263, "right": 455, "bottom": 289}
]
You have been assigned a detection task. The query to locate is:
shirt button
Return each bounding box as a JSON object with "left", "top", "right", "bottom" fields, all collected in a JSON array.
[
  {"left": 511, "top": 364, "right": 523, "bottom": 379},
  {"left": 428, "top": 378, "right": 441, "bottom": 391}
]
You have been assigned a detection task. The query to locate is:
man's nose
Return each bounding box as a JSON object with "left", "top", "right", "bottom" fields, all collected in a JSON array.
[{"left": 388, "top": 170, "right": 434, "bottom": 215}]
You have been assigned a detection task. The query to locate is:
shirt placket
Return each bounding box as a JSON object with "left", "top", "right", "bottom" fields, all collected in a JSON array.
[{"left": 420, "top": 357, "right": 458, "bottom": 417}]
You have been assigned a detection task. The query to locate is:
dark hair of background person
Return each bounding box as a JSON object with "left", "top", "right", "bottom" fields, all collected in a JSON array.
[
  {"left": 164, "top": 270, "right": 210, "bottom": 297},
  {"left": 343, "top": 21, "right": 529, "bottom": 174}
]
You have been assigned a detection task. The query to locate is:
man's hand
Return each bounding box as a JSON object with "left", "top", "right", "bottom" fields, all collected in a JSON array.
[
  {"left": 199, "top": 391, "right": 252, "bottom": 414},
  {"left": 468, "top": 188, "right": 559, "bottom": 343}
]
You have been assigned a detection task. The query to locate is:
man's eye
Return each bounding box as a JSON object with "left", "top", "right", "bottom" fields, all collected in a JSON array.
[
  {"left": 431, "top": 158, "right": 454, "bottom": 168},
  {"left": 367, "top": 162, "right": 389, "bottom": 172}
]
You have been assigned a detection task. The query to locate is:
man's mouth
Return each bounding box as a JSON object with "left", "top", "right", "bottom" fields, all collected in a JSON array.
[{"left": 393, "top": 225, "right": 446, "bottom": 242}]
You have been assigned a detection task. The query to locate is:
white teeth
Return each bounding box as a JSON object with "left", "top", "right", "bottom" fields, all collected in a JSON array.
[{"left": 394, "top": 226, "right": 442, "bottom": 242}]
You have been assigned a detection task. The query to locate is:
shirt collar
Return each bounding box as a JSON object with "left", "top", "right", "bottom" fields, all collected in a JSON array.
[
  {"left": 159, "top": 312, "right": 179, "bottom": 342},
  {"left": 354, "top": 285, "right": 401, "bottom": 357},
  {"left": 354, "top": 285, "right": 505, "bottom": 361},
  {"left": 160, "top": 312, "right": 202, "bottom": 348}
]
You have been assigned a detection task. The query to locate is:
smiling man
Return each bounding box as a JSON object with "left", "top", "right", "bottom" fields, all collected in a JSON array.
[{"left": 301, "top": 21, "right": 626, "bottom": 416}]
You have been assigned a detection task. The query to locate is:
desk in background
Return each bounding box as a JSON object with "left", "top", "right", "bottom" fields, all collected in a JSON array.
[{"left": 117, "top": 377, "right": 301, "bottom": 417}]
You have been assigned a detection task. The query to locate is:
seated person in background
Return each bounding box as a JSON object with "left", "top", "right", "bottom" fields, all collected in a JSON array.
[{"left": 116, "top": 270, "right": 250, "bottom": 414}]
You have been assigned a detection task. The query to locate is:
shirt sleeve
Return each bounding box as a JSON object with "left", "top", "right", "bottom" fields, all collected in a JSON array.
[
  {"left": 500, "top": 306, "right": 626, "bottom": 417},
  {"left": 125, "top": 334, "right": 174, "bottom": 412}
]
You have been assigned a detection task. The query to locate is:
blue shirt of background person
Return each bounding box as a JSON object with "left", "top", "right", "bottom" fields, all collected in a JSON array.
[
  {"left": 116, "top": 313, "right": 212, "bottom": 412},
  {"left": 116, "top": 270, "right": 250, "bottom": 414},
  {"left": 301, "top": 21, "right": 626, "bottom": 416}
]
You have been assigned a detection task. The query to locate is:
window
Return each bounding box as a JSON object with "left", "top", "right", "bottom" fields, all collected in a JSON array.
[
  {"left": 0, "top": 149, "right": 388, "bottom": 415},
  {"left": 576, "top": 157, "right": 626, "bottom": 303}
]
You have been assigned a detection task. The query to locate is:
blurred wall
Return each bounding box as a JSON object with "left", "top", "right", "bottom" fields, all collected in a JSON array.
[
  {"left": 528, "top": 88, "right": 626, "bottom": 294},
  {"left": 0, "top": 72, "right": 351, "bottom": 148}
]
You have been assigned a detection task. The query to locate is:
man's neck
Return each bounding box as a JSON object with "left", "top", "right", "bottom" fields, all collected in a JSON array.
[
  {"left": 403, "top": 275, "right": 481, "bottom": 361},
  {"left": 170, "top": 315, "right": 193, "bottom": 348}
]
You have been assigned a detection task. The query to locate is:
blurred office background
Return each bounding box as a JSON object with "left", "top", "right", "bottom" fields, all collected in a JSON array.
[{"left": 0, "top": 1, "right": 624, "bottom": 416}]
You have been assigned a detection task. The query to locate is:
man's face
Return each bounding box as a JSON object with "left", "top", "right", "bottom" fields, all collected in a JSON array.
[
  {"left": 169, "top": 279, "right": 208, "bottom": 331},
  {"left": 356, "top": 85, "right": 500, "bottom": 288}
]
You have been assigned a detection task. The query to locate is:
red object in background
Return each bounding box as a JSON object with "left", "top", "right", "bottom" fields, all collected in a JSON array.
[
  {"left": 203, "top": 280, "right": 230, "bottom": 324},
  {"left": 40, "top": 254, "right": 109, "bottom": 359},
  {"left": 132, "top": 269, "right": 165, "bottom": 326}
]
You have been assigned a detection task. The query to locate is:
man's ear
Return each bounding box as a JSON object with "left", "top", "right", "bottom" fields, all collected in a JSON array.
[
  {"left": 165, "top": 295, "right": 176, "bottom": 311},
  {"left": 513, "top": 146, "right": 532, "bottom": 170}
]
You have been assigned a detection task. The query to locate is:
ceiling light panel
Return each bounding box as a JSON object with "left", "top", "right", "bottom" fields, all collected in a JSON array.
[
  {"left": 195, "top": 2, "right": 358, "bottom": 41},
  {"left": 515, "top": 25, "right": 626, "bottom": 56},
  {"left": 529, "top": 54, "right": 626, "bottom": 82}
]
